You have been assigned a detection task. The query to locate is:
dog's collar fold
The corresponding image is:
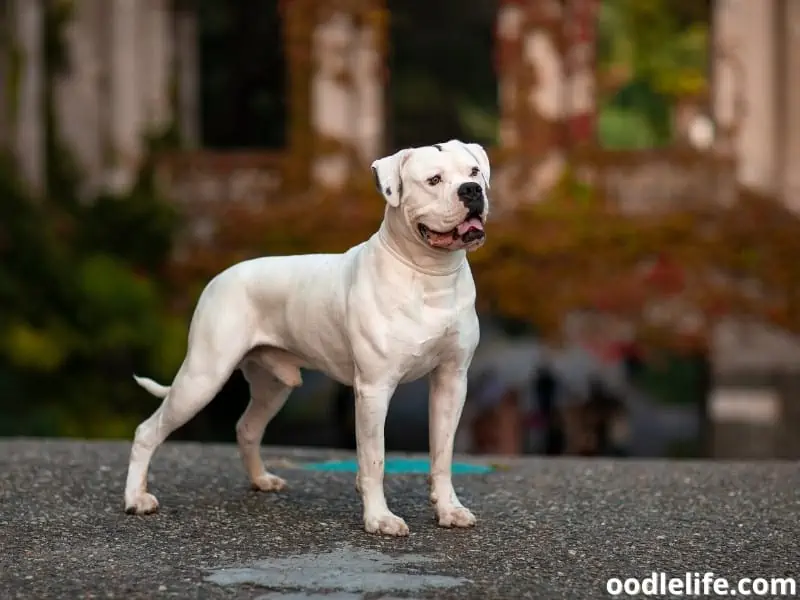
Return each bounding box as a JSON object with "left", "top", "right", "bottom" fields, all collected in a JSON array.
[{"left": 377, "top": 224, "right": 466, "bottom": 277}]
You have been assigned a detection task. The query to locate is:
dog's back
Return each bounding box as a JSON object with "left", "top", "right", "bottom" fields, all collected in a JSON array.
[{"left": 225, "top": 246, "right": 364, "bottom": 383}]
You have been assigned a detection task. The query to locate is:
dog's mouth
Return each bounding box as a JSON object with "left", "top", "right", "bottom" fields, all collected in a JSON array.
[{"left": 418, "top": 213, "right": 485, "bottom": 249}]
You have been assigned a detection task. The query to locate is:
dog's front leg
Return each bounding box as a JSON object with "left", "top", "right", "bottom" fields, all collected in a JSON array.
[
  {"left": 428, "top": 365, "right": 476, "bottom": 528},
  {"left": 353, "top": 380, "right": 408, "bottom": 536}
]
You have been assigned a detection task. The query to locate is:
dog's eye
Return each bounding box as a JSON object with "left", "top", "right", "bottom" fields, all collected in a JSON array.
[
  {"left": 427, "top": 175, "right": 442, "bottom": 186},
  {"left": 470, "top": 167, "right": 480, "bottom": 177}
]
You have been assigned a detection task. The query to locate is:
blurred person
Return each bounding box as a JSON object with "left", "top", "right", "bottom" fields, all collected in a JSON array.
[
  {"left": 531, "top": 365, "right": 564, "bottom": 455},
  {"left": 558, "top": 377, "right": 627, "bottom": 456},
  {"left": 546, "top": 345, "right": 632, "bottom": 457},
  {"left": 461, "top": 329, "right": 551, "bottom": 455},
  {"left": 459, "top": 368, "right": 523, "bottom": 455}
]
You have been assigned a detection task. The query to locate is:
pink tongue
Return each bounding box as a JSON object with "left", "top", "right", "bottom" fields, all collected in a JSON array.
[{"left": 456, "top": 217, "right": 484, "bottom": 235}]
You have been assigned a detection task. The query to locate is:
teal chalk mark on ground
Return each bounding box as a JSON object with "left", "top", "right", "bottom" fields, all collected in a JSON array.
[{"left": 302, "top": 458, "right": 494, "bottom": 474}]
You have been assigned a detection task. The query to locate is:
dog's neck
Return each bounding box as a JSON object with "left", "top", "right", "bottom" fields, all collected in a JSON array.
[{"left": 377, "top": 209, "right": 466, "bottom": 277}]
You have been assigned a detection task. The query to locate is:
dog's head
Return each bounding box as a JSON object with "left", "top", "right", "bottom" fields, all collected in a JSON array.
[{"left": 371, "top": 140, "right": 491, "bottom": 252}]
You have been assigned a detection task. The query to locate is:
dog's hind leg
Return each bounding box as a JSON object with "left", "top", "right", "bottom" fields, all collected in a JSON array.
[
  {"left": 124, "top": 304, "right": 251, "bottom": 515},
  {"left": 236, "top": 360, "right": 294, "bottom": 491}
]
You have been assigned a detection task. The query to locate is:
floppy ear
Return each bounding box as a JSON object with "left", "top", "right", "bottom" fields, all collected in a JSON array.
[
  {"left": 443, "top": 140, "right": 491, "bottom": 189},
  {"left": 370, "top": 149, "right": 409, "bottom": 208}
]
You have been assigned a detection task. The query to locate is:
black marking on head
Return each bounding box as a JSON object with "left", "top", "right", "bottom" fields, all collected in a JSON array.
[
  {"left": 461, "top": 144, "right": 489, "bottom": 188},
  {"left": 371, "top": 166, "right": 382, "bottom": 193},
  {"left": 384, "top": 186, "right": 392, "bottom": 196},
  {"left": 433, "top": 144, "right": 443, "bottom": 151}
]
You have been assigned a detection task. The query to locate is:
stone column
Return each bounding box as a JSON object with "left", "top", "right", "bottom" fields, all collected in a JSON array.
[
  {"left": 495, "top": 0, "right": 572, "bottom": 206},
  {"left": 309, "top": 0, "right": 386, "bottom": 189},
  {"left": 563, "top": 0, "right": 599, "bottom": 146},
  {"left": 0, "top": 0, "right": 9, "bottom": 151},
  {"left": 782, "top": 0, "right": 800, "bottom": 214},
  {"left": 281, "top": 0, "right": 387, "bottom": 190},
  {"left": 775, "top": 372, "right": 800, "bottom": 459},
  {"left": 310, "top": 8, "right": 355, "bottom": 189},
  {"left": 713, "top": 0, "right": 778, "bottom": 195},
  {"left": 737, "top": 0, "right": 778, "bottom": 194},
  {"left": 174, "top": 1, "right": 199, "bottom": 148},
  {"left": 283, "top": 0, "right": 315, "bottom": 191},
  {"left": 351, "top": 5, "right": 385, "bottom": 165},
  {"left": 11, "top": 0, "right": 45, "bottom": 195},
  {"left": 711, "top": 0, "right": 741, "bottom": 158},
  {"left": 107, "top": 0, "right": 142, "bottom": 194},
  {"left": 139, "top": 0, "right": 173, "bottom": 135},
  {"left": 54, "top": 0, "right": 106, "bottom": 199}
]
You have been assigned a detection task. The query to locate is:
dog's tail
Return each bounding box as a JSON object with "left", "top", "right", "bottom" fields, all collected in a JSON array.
[{"left": 132, "top": 374, "right": 170, "bottom": 398}]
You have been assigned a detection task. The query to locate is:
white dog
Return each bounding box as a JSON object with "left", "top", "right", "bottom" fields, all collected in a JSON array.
[{"left": 124, "top": 139, "right": 490, "bottom": 536}]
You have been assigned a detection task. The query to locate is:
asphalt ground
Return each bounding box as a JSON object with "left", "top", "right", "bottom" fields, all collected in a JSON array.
[{"left": 1, "top": 439, "right": 798, "bottom": 599}]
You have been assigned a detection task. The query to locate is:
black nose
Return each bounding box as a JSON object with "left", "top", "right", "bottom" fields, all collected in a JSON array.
[{"left": 457, "top": 182, "right": 484, "bottom": 213}]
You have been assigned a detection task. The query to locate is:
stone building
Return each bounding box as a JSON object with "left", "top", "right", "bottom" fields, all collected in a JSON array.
[
  {"left": 712, "top": 0, "right": 800, "bottom": 212},
  {"left": 0, "top": 0, "right": 199, "bottom": 198},
  {"left": 3, "top": 0, "right": 799, "bottom": 209}
]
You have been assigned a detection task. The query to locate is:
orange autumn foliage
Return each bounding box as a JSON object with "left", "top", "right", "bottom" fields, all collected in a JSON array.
[{"left": 162, "top": 161, "right": 800, "bottom": 353}]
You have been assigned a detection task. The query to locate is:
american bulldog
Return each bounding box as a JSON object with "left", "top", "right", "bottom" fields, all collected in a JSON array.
[{"left": 124, "top": 139, "right": 490, "bottom": 536}]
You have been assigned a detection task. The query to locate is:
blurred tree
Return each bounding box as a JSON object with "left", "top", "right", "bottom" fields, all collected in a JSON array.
[
  {"left": 0, "top": 150, "right": 187, "bottom": 438},
  {"left": 0, "top": 0, "right": 187, "bottom": 437}
]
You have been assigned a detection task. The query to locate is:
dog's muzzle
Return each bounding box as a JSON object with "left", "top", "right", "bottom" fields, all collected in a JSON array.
[{"left": 418, "top": 212, "right": 485, "bottom": 248}]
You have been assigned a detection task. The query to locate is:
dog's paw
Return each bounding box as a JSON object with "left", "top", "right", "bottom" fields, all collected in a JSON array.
[
  {"left": 124, "top": 492, "right": 159, "bottom": 515},
  {"left": 251, "top": 473, "right": 287, "bottom": 492},
  {"left": 436, "top": 505, "right": 476, "bottom": 529},
  {"left": 364, "top": 512, "right": 410, "bottom": 537}
]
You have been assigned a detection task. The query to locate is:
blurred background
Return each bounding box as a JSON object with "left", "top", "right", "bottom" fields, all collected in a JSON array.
[{"left": 2, "top": 0, "right": 799, "bottom": 460}]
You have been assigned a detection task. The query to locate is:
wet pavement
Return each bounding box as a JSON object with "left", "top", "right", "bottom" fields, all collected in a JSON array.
[{"left": 1, "top": 439, "right": 798, "bottom": 599}]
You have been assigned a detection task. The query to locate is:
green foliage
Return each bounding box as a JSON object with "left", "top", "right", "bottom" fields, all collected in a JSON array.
[
  {"left": 631, "top": 351, "right": 708, "bottom": 407},
  {"left": 598, "top": 102, "right": 660, "bottom": 149},
  {"left": 76, "top": 176, "right": 179, "bottom": 273},
  {"left": 0, "top": 145, "right": 183, "bottom": 438},
  {"left": 597, "top": 0, "right": 710, "bottom": 148},
  {"left": 2, "top": 321, "right": 68, "bottom": 372},
  {"left": 598, "top": 0, "right": 709, "bottom": 95}
]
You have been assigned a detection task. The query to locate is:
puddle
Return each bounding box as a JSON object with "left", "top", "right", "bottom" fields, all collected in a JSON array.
[
  {"left": 205, "top": 544, "right": 470, "bottom": 597},
  {"left": 255, "top": 594, "right": 409, "bottom": 600},
  {"left": 256, "top": 595, "right": 363, "bottom": 600},
  {"left": 302, "top": 458, "right": 494, "bottom": 475}
]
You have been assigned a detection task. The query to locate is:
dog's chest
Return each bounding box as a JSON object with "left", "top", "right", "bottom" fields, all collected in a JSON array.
[{"left": 387, "top": 288, "right": 469, "bottom": 379}]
